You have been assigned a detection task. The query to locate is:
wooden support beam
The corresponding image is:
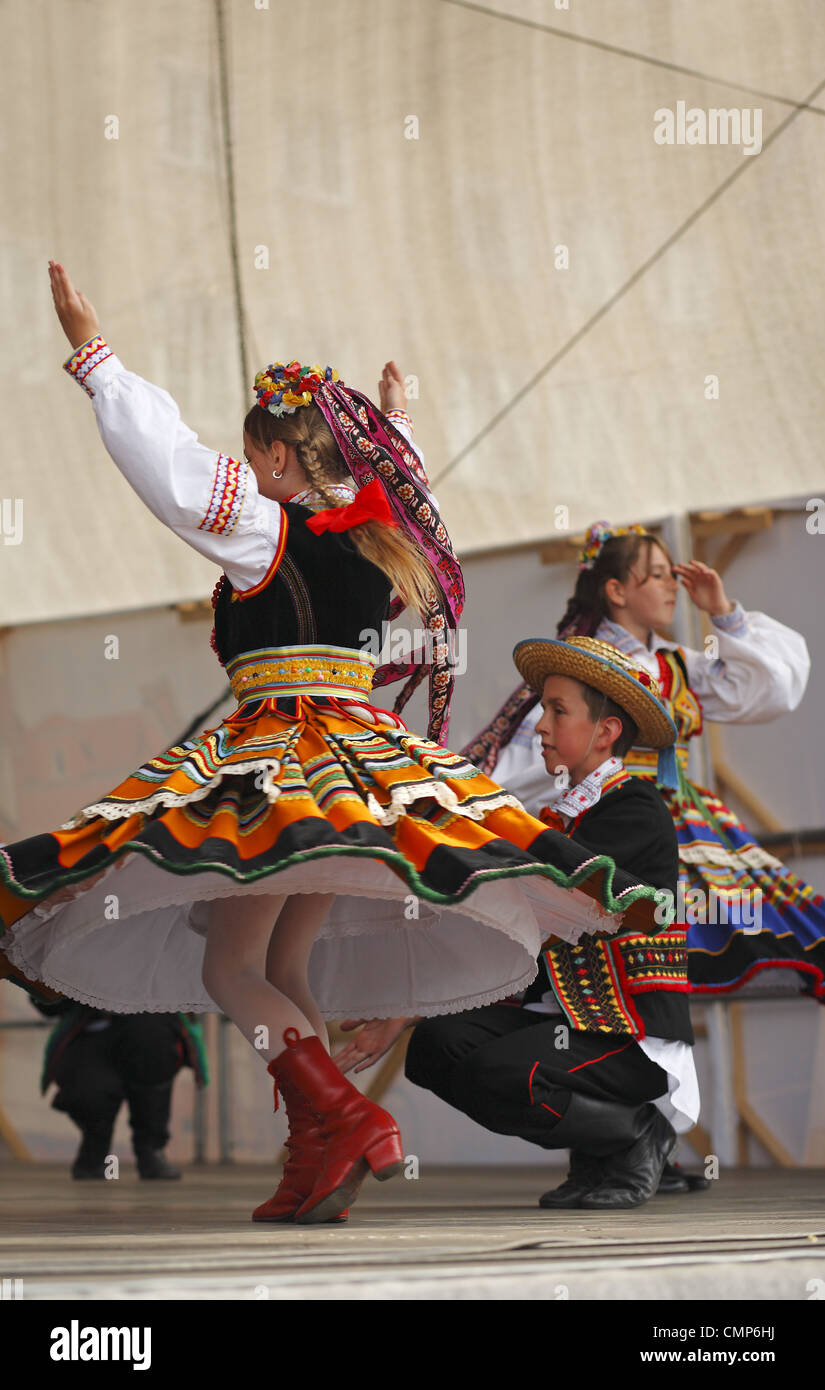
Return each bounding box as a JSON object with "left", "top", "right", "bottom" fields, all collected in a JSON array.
[
  {"left": 357, "top": 1032, "right": 411, "bottom": 1111},
  {"left": 0, "top": 1106, "right": 31, "bottom": 1162},
  {"left": 174, "top": 600, "right": 212, "bottom": 622},
  {"left": 539, "top": 522, "right": 664, "bottom": 567},
  {"left": 539, "top": 535, "right": 589, "bottom": 566},
  {"left": 761, "top": 832, "right": 825, "bottom": 859},
  {"left": 706, "top": 726, "right": 784, "bottom": 833},
  {"left": 689, "top": 506, "right": 774, "bottom": 541},
  {"left": 712, "top": 531, "right": 751, "bottom": 577}
]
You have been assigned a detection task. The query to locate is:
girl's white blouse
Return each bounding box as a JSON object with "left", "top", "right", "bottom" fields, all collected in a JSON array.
[
  {"left": 597, "top": 613, "right": 810, "bottom": 725},
  {"left": 63, "top": 338, "right": 428, "bottom": 594},
  {"left": 494, "top": 607, "right": 810, "bottom": 812}
]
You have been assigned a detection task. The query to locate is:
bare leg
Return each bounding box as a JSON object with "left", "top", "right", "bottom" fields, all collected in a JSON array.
[
  {"left": 202, "top": 893, "right": 322, "bottom": 1062},
  {"left": 266, "top": 892, "right": 335, "bottom": 1054}
]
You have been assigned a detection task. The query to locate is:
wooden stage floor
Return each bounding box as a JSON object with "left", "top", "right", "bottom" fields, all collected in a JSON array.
[{"left": 1, "top": 1163, "right": 824, "bottom": 1300}]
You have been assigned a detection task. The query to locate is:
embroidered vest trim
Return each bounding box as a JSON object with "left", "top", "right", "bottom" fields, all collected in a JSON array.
[{"left": 541, "top": 774, "right": 688, "bottom": 1037}]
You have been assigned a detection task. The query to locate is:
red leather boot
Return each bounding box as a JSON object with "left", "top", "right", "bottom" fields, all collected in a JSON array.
[
  {"left": 268, "top": 1028, "right": 404, "bottom": 1225},
  {"left": 252, "top": 1067, "right": 347, "bottom": 1224}
]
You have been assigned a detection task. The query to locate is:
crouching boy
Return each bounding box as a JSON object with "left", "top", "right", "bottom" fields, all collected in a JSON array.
[{"left": 339, "top": 637, "right": 699, "bottom": 1210}]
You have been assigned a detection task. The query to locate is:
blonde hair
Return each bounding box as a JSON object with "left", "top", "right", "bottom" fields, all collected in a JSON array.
[{"left": 243, "top": 401, "right": 437, "bottom": 619}]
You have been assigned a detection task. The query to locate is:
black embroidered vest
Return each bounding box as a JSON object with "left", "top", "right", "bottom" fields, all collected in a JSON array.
[
  {"left": 213, "top": 501, "right": 392, "bottom": 667},
  {"left": 526, "top": 778, "right": 693, "bottom": 1043}
]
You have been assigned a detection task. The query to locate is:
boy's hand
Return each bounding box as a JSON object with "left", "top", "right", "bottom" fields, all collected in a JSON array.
[
  {"left": 378, "top": 360, "right": 408, "bottom": 414},
  {"left": 49, "top": 260, "right": 101, "bottom": 350},
  {"left": 672, "top": 561, "right": 734, "bottom": 618},
  {"left": 335, "top": 1015, "right": 418, "bottom": 1074}
]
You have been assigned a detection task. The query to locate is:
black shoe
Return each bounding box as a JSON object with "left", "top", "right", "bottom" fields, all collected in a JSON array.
[
  {"left": 663, "top": 1160, "right": 711, "bottom": 1193},
  {"left": 657, "top": 1160, "right": 690, "bottom": 1194},
  {"left": 127, "top": 1078, "right": 177, "bottom": 1176},
  {"left": 71, "top": 1121, "right": 115, "bottom": 1180},
  {"left": 539, "top": 1150, "right": 606, "bottom": 1209},
  {"left": 135, "top": 1147, "right": 182, "bottom": 1180},
  {"left": 581, "top": 1108, "right": 677, "bottom": 1210}
]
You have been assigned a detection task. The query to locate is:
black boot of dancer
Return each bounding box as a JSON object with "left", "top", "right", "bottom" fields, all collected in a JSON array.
[
  {"left": 580, "top": 1106, "right": 677, "bottom": 1209},
  {"left": 538, "top": 1093, "right": 674, "bottom": 1210},
  {"left": 127, "top": 1080, "right": 182, "bottom": 1180},
  {"left": 71, "top": 1117, "right": 116, "bottom": 1180}
]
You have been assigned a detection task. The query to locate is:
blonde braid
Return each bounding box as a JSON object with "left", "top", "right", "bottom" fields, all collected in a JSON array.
[
  {"left": 244, "top": 398, "right": 438, "bottom": 619},
  {"left": 294, "top": 436, "right": 348, "bottom": 509}
]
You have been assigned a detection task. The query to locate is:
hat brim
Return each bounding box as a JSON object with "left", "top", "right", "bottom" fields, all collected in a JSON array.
[{"left": 513, "top": 639, "right": 676, "bottom": 749}]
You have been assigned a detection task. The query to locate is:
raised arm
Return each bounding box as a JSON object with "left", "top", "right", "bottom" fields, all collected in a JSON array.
[
  {"left": 49, "top": 261, "right": 283, "bottom": 592},
  {"left": 678, "top": 605, "right": 810, "bottom": 723},
  {"left": 671, "top": 559, "right": 810, "bottom": 722},
  {"left": 378, "top": 358, "right": 439, "bottom": 505}
]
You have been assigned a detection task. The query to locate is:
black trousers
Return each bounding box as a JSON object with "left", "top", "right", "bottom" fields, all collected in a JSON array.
[
  {"left": 405, "top": 1004, "right": 670, "bottom": 1150},
  {"left": 52, "top": 1015, "right": 183, "bottom": 1146}
]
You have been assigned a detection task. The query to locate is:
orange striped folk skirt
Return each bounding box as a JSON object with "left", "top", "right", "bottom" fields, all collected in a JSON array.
[{"left": 0, "top": 693, "right": 663, "bottom": 1019}]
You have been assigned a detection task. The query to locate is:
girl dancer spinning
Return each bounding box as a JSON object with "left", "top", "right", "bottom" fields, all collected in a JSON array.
[
  {"left": 464, "top": 522, "right": 822, "bottom": 1002},
  {"left": 0, "top": 269, "right": 665, "bottom": 1226}
]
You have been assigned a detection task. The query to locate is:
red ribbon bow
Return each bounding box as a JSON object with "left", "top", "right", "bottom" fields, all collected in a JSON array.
[{"left": 305, "top": 477, "right": 399, "bottom": 535}]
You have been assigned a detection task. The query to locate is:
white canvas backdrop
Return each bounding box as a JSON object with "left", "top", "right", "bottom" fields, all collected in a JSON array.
[{"left": 2, "top": 0, "right": 825, "bottom": 625}]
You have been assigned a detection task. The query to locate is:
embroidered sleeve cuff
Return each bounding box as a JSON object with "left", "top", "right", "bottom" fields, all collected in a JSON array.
[
  {"left": 386, "top": 407, "right": 414, "bottom": 436},
  {"left": 197, "top": 453, "right": 251, "bottom": 536},
  {"left": 63, "top": 335, "right": 121, "bottom": 398},
  {"left": 711, "top": 600, "right": 748, "bottom": 637}
]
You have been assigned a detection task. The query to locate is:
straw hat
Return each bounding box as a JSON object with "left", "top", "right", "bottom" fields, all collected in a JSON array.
[{"left": 512, "top": 636, "right": 676, "bottom": 750}]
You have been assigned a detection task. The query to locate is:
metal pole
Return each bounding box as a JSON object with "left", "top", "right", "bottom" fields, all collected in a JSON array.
[
  {"left": 218, "top": 1012, "right": 232, "bottom": 1163},
  {"left": 660, "top": 511, "right": 714, "bottom": 788},
  {"left": 703, "top": 1001, "right": 738, "bottom": 1166},
  {"left": 192, "top": 1013, "right": 206, "bottom": 1165}
]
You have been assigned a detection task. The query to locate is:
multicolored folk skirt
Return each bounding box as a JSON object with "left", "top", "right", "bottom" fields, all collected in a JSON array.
[
  {"left": 0, "top": 646, "right": 664, "bottom": 1021},
  {"left": 625, "top": 749, "right": 825, "bottom": 999}
]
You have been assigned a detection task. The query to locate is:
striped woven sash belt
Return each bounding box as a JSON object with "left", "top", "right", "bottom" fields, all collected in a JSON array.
[{"left": 226, "top": 644, "right": 378, "bottom": 706}]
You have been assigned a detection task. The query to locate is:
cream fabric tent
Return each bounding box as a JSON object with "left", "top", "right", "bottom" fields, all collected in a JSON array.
[{"left": 3, "top": 0, "right": 824, "bottom": 625}]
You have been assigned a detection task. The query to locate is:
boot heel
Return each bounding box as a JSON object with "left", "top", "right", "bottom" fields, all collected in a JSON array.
[{"left": 365, "top": 1131, "right": 404, "bottom": 1179}]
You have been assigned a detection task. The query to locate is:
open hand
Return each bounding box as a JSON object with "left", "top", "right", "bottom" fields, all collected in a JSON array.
[
  {"left": 672, "top": 561, "right": 734, "bottom": 618},
  {"left": 335, "top": 1015, "right": 417, "bottom": 1074},
  {"left": 49, "top": 260, "right": 101, "bottom": 350},
  {"left": 378, "top": 361, "right": 408, "bottom": 414}
]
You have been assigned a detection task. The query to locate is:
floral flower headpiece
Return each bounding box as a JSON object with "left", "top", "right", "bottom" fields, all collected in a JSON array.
[
  {"left": 577, "top": 520, "right": 648, "bottom": 572},
  {"left": 254, "top": 360, "right": 340, "bottom": 417}
]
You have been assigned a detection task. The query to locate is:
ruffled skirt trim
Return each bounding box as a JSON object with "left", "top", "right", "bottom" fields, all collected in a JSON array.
[{"left": 0, "top": 695, "right": 663, "bottom": 1018}]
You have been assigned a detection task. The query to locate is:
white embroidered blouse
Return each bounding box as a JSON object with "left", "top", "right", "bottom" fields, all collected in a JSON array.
[
  {"left": 62, "top": 336, "right": 429, "bottom": 594},
  {"left": 494, "top": 607, "right": 811, "bottom": 815}
]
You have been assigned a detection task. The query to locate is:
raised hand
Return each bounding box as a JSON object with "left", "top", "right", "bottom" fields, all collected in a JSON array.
[
  {"left": 335, "top": 1015, "right": 417, "bottom": 1074},
  {"left": 378, "top": 360, "right": 408, "bottom": 414},
  {"left": 48, "top": 260, "right": 101, "bottom": 350},
  {"left": 672, "top": 560, "right": 734, "bottom": 618}
]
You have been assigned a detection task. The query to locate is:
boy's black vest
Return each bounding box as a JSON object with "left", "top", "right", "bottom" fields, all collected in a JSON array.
[{"left": 524, "top": 773, "right": 693, "bottom": 1044}]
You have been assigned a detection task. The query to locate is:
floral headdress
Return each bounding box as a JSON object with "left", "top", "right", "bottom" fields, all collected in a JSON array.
[
  {"left": 250, "top": 356, "right": 465, "bottom": 745},
  {"left": 577, "top": 520, "right": 647, "bottom": 572},
  {"left": 254, "top": 361, "right": 339, "bottom": 417}
]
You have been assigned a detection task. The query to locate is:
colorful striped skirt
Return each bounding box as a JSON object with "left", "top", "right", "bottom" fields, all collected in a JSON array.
[
  {"left": 624, "top": 747, "right": 825, "bottom": 999},
  {"left": 0, "top": 646, "right": 665, "bottom": 1020}
]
